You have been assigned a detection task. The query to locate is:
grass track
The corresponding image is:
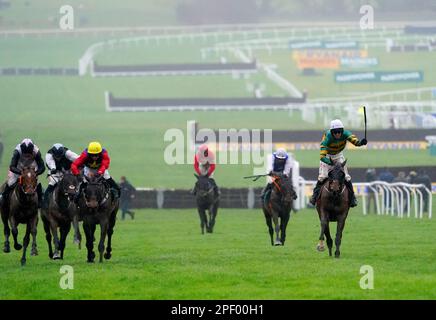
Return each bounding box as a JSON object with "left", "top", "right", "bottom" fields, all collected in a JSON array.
[{"left": 1, "top": 206, "right": 436, "bottom": 300}]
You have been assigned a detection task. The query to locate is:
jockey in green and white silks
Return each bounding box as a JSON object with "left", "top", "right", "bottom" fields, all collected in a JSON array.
[
  {"left": 260, "top": 148, "right": 297, "bottom": 204},
  {"left": 309, "top": 119, "right": 367, "bottom": 207}
]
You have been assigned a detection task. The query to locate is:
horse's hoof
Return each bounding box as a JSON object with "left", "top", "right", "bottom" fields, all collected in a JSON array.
[
  {"left": 53, "top": 253, "right": 61, "bottom": 260},
  {"left": 104, "top": 252, "right": 112, "bottom": 260},
  {"left": 316, "top": 244, "right": 325, "bottom": 252},
  {"left": 335, "top": 252, "right": 340, "bottom": 258},
  {"left": 274, "top": 240, "right": 282, "bottom": 246},
  {"left": 14, "top": 243, "right": 22, "bottom": 251},
  {"left": 87, "top": 259, "right": 95, "bottom": 263},
  {"left": 31, "top": 249, "right": 38, "bottom": 256},
  {"left": 3, "top": 245, "right": 10, "bottom": 253},
  {"left": 21, "top": 259, "right": 26, "bottom": 266}
]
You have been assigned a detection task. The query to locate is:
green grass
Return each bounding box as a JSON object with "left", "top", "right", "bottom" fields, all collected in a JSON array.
[{"left": 1, "top": 206, "right": 436, "bottom": 299}]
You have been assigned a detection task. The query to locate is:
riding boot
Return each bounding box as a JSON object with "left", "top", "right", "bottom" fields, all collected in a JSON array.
[
  {"left": 106, "top": 178, "right": 121, "bottom": 198},
  {"left": 37, "top": 183, "right": 43, "bottom": 209},
  {"left": 0, "top": 184, "right": 14, "bottom": 207},
  {"left": 42, "top": 184, "right": 56, "bottom": 209},
  {"left": 260, "top": 183, "right": 273, "bottom": 205},
  {"left": 345, "top": 180, "right": 358, "bottom": 207},
  {"left": 309, "top": 180, "right": 325, "bottom": 205},
  {"left": 74, "top": 182, "right": 86, "bottom": 204}
]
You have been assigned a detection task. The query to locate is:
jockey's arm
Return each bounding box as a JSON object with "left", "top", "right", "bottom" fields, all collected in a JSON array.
[
  {"left": 9, "top": 150, "right": 21, "bottom": 174},
  {"left": 45, "top": 153, "right": 56, "bottom": 171},
  {"left": 345, "top": 131, "right": 360, "bottom": 146},
  {"left": 35, "top": 151, "right": 45, "bottom": 175},
  {"left": 98, "top": 151, "right": 110, "bottom": 174},
  {"left": 65, "top": 149, "right": 79, "bottom": 162},
  {"left": 207, "top": 163, "right": 216, "bottom": 177},
  {"left": 71, "top": 151, "right": 86, "bottom": 175},
  {"left": 194, "top": 155, "right": 202, "bottom": 175},
  {"left": 283, "top": 157, "right": 293, "bottom": 176}
]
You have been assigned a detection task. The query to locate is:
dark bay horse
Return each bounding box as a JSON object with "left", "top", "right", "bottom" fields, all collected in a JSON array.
[
  {"left": 194, "top": 174, "right": 219, "bottom": 234},
  {"left": 78, "top": 175, "right": 119, "bottom": 263},
  {"left": 0, "top": 167, "right": 39, "bottom": 265},
  {"left": 262, "top": 173, "right": 295, "bottom": 246},
  {"left": 316, "top": 160, "right": 350, "bottom": 258},
  {"left": 41, "top": 171, "right": 81, "bottom": 260}
]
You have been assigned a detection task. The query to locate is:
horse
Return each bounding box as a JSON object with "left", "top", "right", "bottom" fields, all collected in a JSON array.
[
  {"left": 262, "top": 173, "right": 295, "bottom": 246},
  {"left": 78, "top": 175, "right": 119, "bottom": 263},
  {"left": 0, "top": 167, "right": 39, "bottom": 265},
  {"left": 194, "top": 174, "right": 219, "bottom": 234},
  {"left": 315, "top": 160, "right": 350, "bottom": 258},
  {"left": 41, "top": 171, "right": 81, "bottom": 260}
]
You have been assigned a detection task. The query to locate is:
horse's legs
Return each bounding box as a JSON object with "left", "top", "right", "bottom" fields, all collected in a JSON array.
[
  {"left": 83, "top": 222, "right": 95, "bottom": 263},
  {"left": 104, "top": 210, "right": 116, "bottom": 260},
  {"left": 324, "top": 223, "right": 333, "bottom": 257},
  {"left": 334, "top": 218, "right": 347, "bottom": 258},
  {"left": 209, "top": 203, "right": 218, "bottom": 233},
  {"left": 263, "top": 209, "right": 274, "bottom": 246},
  {"left": 197, "top": 208, "right": 207, "bottom": 235},
  {"left": 272, "top": 213, "right": 281, "bottom": 245},
  {"left": 30, "top": 214, "right": 38, "bottom": 256},
  {"left": 280, "top": 212, "right": 290, "bottom": 246},
  {"left": 10, "top": 216, "right": 22, "bottom": 251},
  {"left": 50, "top": 219, "right": 61, "bottom": 260},
  {"left": 59, "top": 223, "right": 71, "bottom": 260},
  {"left": 98, "top": 220, "right": 109, "bottom": 263},
  {"left": 72, "top": 214, "right": 82, "bottom": 249},
  {"left": 1, "top": 211, "right": 11, "bottom": 253},
  {"left": 42, "top": 216, "right": 53, "bottom": 259},
  {"left": 20, "top": 221, "right": 31, "bottom": 266},
  {"left": 317, "top": 211, "right": 328, "bottom": 252}
]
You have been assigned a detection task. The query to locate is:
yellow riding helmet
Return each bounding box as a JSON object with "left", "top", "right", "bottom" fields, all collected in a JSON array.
[{"left": 87, "top": 141, "right": 102, "bottom": 154}]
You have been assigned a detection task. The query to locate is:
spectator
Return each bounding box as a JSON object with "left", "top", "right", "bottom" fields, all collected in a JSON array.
[
  {"left": 407, "top": 170, "right": 417, "bottom": 184},
  {"left": 365, "top": 168, "right": 377, "bottom": 214},
  {"left": 379, "top": 167, "right": 394, "bottom": 209},
  {"left": 414, "top": 169, "right": 432, "bottom": 213},
  {"left": 119, "top": 176, "right": 136, "bottom": 220}
]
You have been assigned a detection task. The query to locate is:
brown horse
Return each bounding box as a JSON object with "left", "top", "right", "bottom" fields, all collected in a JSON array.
[
  {"left": 316, "top": 160, "right": 350, "bottom": 258},
  {"left": 262, "top": 173, "right": 295, "bottom": 246},
  {"left": 0, "top": 167, "right": 39, "bottom": 265},
  {"left": 41, "top": 171, "right": 81, "bottom": 260}
]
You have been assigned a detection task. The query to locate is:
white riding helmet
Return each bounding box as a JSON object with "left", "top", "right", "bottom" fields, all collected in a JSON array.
[
  {"left": 274, "top": 148, "right": 288, "bottom": 160},
  {"left": 330, "top": 119, "right": 344, "bottom": 130}
]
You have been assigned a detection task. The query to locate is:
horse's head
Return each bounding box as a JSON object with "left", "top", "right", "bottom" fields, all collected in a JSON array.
[
  {"left": 84, "top": 175, "right": 106, "bottom": 209},
  {"left": 328, "top": 159, "right": 347, "bottom": 192},
  {"left": 59, "top": 171, "right": 80, "bottom": 202},
  {"left": 19, "top": 167, "right": 38, "bottom": 196},
  {"left": 271, "top": 173, "right": 294, "bottom": 204},
  {"left": 194, "top": 174, "right": 214, "bottom": 198}
]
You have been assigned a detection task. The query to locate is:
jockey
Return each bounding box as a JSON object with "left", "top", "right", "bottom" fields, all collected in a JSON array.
[
  {"left": 193, "top": 144, "right": 219, "bottom": 195},
  {"left": 260, "top": 148, "right": 297, "bottom": 204},
  {"left": 309, "top": 119, "right": 367, "bottom": 207},
  {"left": 71, "top": 141, "right": 120, "bottom": 202},
  {"left": 0, "top": 138, "right": 45, "bottom": 207},
  {"left": 42, "top": 143, "right": 79, "bottom": 209}
]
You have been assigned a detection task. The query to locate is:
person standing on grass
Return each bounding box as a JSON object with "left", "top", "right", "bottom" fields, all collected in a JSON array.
[{"left": 119, "top": 176, "right": 136, "bottom": 220}]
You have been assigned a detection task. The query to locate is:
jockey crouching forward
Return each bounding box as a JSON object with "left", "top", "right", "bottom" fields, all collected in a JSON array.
[
  {"left": 309, "top": 119, "right": 367, "bottom": 207},
  {"left": 42, "top": 143, "right": 79, "bottom": 209},
  {"left": 193, "top": 144, "right": 219, "bottom": 196},
  {"left": 0, "top": 138, "right": 45, "bottom": 207},
  {"left": 71, "top": 141, "right": 120, "bottom": 203},
  {"left": 260, "top": 148, "right": 297, "bottom": 205}
]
